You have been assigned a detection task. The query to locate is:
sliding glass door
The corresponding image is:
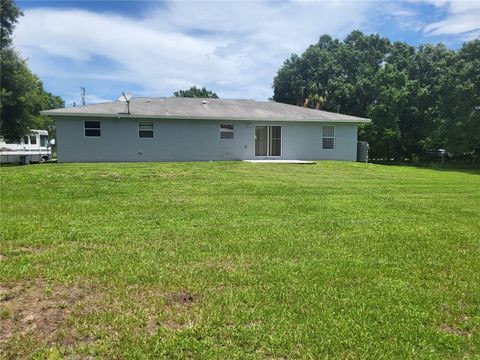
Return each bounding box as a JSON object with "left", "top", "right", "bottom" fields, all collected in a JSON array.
[{"left": 255, "top": 126, "right": 281, "bottom": 157}]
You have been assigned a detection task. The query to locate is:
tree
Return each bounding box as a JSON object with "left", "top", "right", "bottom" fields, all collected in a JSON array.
[
  {"left": 366, "top": 64, "right": 410, "bottom": 159},
  {"left": 272, "top": 30, "right": 479, "bottom": 160},
  {"left": 173, "top": 86, "right": 219, "bottom": 98},
  {"left": 1, "top": 0, "right": 22, "bottom": 48},
  {"left": 1, "top": 48, "right": 39, "bottom": 140},
  {"left": 0, "top": 0, "right": 64, "bottom": 141},
  {"left": 440, "top": 40, "right": 480, "bottom": 153}
]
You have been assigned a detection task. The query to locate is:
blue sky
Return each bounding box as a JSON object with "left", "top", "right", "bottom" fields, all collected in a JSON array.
[{"left": 14, "top": 0, "right": 480, "bottom": 106}]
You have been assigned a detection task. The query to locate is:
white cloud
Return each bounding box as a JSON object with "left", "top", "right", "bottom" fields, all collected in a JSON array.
[
  {"left": 390, "top": 8, "right": 417, "bottom": 17},
  {"left": 422, "top": 0, "right": 480, "bottom": 37},
  {"left": 14, "top": 1, "right": 375, "bottom": 103},
  {"left": 424, "top": 13, "right": 480, "bottom": 35},
  {"left": 411, "top": 0, "right": 450, "bottom": 6},
  {"left": 15, "top": 1, "right": 477, "bottom": 106}
]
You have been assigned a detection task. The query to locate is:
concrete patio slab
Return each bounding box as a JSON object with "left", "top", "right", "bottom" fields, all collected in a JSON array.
[{"left": 243, "top": 160, "right": 316, "bottom": 164}]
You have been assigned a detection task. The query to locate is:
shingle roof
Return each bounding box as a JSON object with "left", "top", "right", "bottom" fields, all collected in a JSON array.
[{"left": 41, "top": 97, "right": 371, "bottom": 123}]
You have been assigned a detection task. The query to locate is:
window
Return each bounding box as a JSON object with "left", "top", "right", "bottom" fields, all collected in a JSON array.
[
  {"left": 138, "top": 121, "right": 153, "bottom": 138},
  {"left": 30, "top": 135, "right": 37, "bottom": 145},
  {"left": 84, "top": 121, "right": 101, "bottom": 137},
  {"left": 219, "top": 124, "right": 234, "bottom": 139},
  {"left": 23, "top": 136, "right": 29, "bottom": 144},
  {"left": 40, "top": 135, "right": 49, "bottom": 147},
  {"left": 322, "top": 126, "right": 335, "bottom": 149}
]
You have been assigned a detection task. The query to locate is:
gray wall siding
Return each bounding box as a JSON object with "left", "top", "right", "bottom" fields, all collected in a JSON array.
[
  {"left": 55, "top": 117, "right": 358, "bottom": 162},
  {"left": 281, "top": 122, "right": 357, "bottom": 161}
]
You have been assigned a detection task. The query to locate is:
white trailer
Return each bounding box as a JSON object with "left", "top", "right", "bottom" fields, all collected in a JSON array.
[{"left": 0, "top": 130, "right": 53, "bottom": 164}]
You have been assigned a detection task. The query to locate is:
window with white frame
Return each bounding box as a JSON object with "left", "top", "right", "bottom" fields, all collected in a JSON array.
[
  {"left": 219, "top": 124, "right": 234, "bottom": 139},
  {"left": 84, "top": 121, "right": 101, "bottom": 137},
  {"left": 138, "top": 121, "right": 154, "bottom": 138},
  {"left": 322, "top": 126, "right": 335, "bottom": 149}
]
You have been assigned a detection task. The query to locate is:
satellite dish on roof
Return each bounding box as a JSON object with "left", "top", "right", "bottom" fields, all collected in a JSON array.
[
  {"left": 118, "top": 92, "right": 132, "bottom": 114},
  {"left": 118, "top": 92, "right": 132, "bottom": 102}
]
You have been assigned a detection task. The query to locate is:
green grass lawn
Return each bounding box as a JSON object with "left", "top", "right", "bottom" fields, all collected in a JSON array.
[{"left": 1, "top": 161, "right": 479, "bottom": 359}]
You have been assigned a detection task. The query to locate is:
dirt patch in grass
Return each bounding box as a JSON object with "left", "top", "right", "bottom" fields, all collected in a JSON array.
[
  {"left": 194, "top": 257, "right": 251, "bottom": 273},
  {"left": 439, "top": 323, "right": 471, "bottom": 337},
  {"left": 439, "top": 303, "right": 473, "bottom": 337},
  {"left": 0, "top": 280, "right": 200, "bottom": 355},
  {"left": 1, "top": 280, "right": 73, "bottom": 342},
  {"left": 2, "top": 246, "right": 46, "bottom": 259},
  {"left": 20, "top": 246, "right": 45, "bottom": 255},
  {"left": 134, "top": 289, "right": 198, "bottom": 333},
  {"left": 99, "top": 172, "right": 124, "bottom": 180},
  {"left": 141, "top": 171, "right": 189, "bottom": 179},
  {"left": 126, "top": 288, "right": 199, "bottom": 334},
  {"left": 160, "top": 291, "right": 197, "bottom": 331},
  {"left": 207, "top": 259, "right": 236, "bottom": 272},
  {"left": 165, "top": 291, "right": 196, "bottom": 305},
  {"left": 0, "top": 279, "right": 98, "bottom": 349}
]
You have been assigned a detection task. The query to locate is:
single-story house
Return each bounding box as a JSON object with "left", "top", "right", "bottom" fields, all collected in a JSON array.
[{"left": 41, "top": 98, "right": 370, "bottom": 163}]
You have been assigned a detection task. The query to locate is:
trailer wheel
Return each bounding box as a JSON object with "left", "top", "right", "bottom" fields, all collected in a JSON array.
[{"left": 40, "top": 156, "right": 49, "bottom": 163}]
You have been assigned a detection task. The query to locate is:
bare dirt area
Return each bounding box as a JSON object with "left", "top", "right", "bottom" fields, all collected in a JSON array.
[
  {"left": 0, "top": 279, "right": 96, "bottom": 356},
  {"left": 0, "top": 280, "right": 199, "bottom": 357},
  {"left": 165, "top": 291, "right": 196, "bottom": 306},
  {"left": 1, "top": 280, "right": 74, "bottom": 340},
  {"left": 439, "top": 323, "right": 471, "bottom": 337},
  {"left": 438, "top": 303, "right": 473, "bottom": 338},
  {"left": 119, "top": 287, "right": 199, "bottom": 334}
]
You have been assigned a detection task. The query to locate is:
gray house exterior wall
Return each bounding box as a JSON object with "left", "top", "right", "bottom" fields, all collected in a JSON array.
[{"left": 55, "top": 116, "right": 358, "bottom": 162}]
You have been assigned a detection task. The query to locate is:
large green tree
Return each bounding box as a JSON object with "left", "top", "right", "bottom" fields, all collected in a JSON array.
[
  {"left": 0, "top": 0, "right": 64, "bottom": 141},
  {"left": 273, "top": 31, "right": 479, "bottom": 159},
  {"left": 173, "top": 86, "right": 219, "bottom": 98},
  {"left": 439, "top": 40, "right": 480, "bottom": 152},
  {"left": 0, "top": 0, "right": 22, "bottom": 48}
]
